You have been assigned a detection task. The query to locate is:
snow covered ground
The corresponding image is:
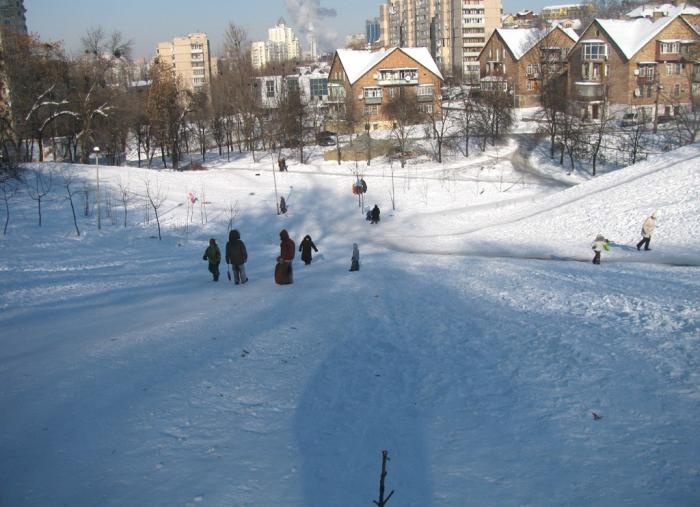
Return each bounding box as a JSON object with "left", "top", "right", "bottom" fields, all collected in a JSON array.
[{"left": 1, "top": 139, "right": 699, "bottom": 506}]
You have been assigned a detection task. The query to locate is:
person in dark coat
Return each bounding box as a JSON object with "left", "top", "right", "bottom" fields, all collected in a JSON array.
[
  {"left": 299, "top": 235, "right": 318, "bottom": 265},
  {"left": 280, "top": 196, "right": 287, "bottom": 214},
  {"left": 349, "top": 243, "right": 360, "bottom": 271},
  {"left": 279, "top": 229, "right": 295, "bottom": 283},
  {"left": 370, "top": 204, "right": 380, "bottom": 224},
  {"left": 225, "top": 229, "right": 248, "bottom": 284},
  {"left": 202, "top": 238, "right": 221, "bottom": 281}
]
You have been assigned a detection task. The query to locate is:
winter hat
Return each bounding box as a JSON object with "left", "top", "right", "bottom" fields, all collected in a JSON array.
[
  {"left": 209, "top": 238, "right": 216, "bottom": 245},
  {"left": 651, "top": 210, "right": 658, "bottom": 218}
]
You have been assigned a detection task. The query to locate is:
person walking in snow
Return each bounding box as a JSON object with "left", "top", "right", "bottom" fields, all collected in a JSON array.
[
  {"left": 349, "top": 243, "right": 360, "bottom": 271},
  {"left": 299, "top": 235, "right": 318, "bottom": 265},
  {"left": 591, "top": 234, "right": 609, "bottom": 265},
  {"left": 277, "top": 229, "right": 295, "bottom": 283},
  {"left": 279, "top": 196, "right": 287, "bottom": 214},
  {"left": 370, "top": 204, "right": 380, "bottom": 224},
  {"left": 636, "top": 211, "right": 657, "bottom": 251},
  {"left": 203, "top": 238, "right": 221, "bottom": 281},
  {"left": 225, "top": 229, "right": 248, "bottom": 284}
]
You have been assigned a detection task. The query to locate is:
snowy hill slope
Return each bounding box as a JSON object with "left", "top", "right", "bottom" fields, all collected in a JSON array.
[{"left": 0, "top": 141, "right": 699, "bottom": 507}]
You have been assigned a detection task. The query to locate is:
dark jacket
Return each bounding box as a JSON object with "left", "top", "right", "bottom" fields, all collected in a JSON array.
[
  {"left": 299, "top": 235, "right": 318, "bottom": 263},
  {"left": 225, "top": 229, "right": 248, "bottom": 266},
  {"left": 279, "top": 229, "right": 295, "bottom": 262},
  {"left": 203, "top": 242, "right": 221, "bottom": 265},
  {"left": 371, "top": 205, "right": 380, "bottom": 222}
]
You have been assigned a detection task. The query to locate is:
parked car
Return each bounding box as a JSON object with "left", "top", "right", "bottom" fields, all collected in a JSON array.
[
  {"left": 621, "top": 112, "right": 644, "bottom": 127},
  {"left": 318, "top": 136, "right": 336, "bottom": 146},
  {"left": 656, "top": 114, "right": 674, "bottom": 124}
]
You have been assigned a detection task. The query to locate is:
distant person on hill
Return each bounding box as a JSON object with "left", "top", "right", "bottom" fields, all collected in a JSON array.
[
  {"left": 299, "top": 235, "right": 318, "bottom": 265},
  {"left": 225, "top": 229, "right": 248, "bottom": 284},
  {"left": 370, "top": 204, "right": 380, "bottom": 224},
  {"left": 349, "top": 243, "right": 360, "bottom": 271},
  {"left": 280, "top": 196, "right": 287, "bottom": 214},
  {"left": 636, "top": 211, "right": 657, "bottom": 251},
  {"left": 202, "top": 238, "right": 221, "bottom": 281},
  {"left": 591, "top": 234, "right": 609, "bottom": 265}
]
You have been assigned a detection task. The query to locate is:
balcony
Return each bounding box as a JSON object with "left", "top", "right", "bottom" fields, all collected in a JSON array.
[
  {"left": 417, "top": 93, "right": 433, "bottom": 102},
  {"left": 574, "top": 82, "right": 605, "bottom": 101},
  {"left": 376, "top": 68, "right": 418, "bottom": 86},
  {"left": 364, "top": 96, "right": 383, "bottom": 105},
  {"left": 636, "top": 75, "right": 655, "bottom": 86}
]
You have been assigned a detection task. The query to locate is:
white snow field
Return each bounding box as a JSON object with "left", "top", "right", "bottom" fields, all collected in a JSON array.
[{"left": 1, "top": 139, "right": 699, "bottom": 507}]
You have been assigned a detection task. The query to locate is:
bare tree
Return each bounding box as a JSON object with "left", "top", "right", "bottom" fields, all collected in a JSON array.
[
  {"left": 117, "top": 178, "right": 132, "bottom": 227},
  {"left": 60, "top": 169, "right": 81, "bottom": 236},
  {"left": 373, "top": 450, "right": 395, "bottom": 507},
  {"left": 191, "top": 90, "right": 210, "bottom": 162},
  {"left": 424, "top": 92, "right": 456, "bottom": 163},
  {"left": 147, "top": 59, "right": 193, "bottom": 169},
  {"left": 384, "top": 88, "right": 422, "bottom": 168},
  {"left": 26, "top": 170, "right": 52, "bottom": 226},
  {"left": 0, "top": 171, "right": 20, "bottom": 235},
  {"left": 144, "top": 175, "right": 166, "bottom": 240}
]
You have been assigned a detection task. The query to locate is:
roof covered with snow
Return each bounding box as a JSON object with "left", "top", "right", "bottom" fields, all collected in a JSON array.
[
  {"left": 496, "top": 24, "right": 579, "bottom": 61},
  {"left": 596, "top": 4, "right": 696, "bottom": 60},
  {"left": 626, "top": 2, "right": 700, "bottom": 18},
  {"left": 335, "top": 47, "right": 443, "bottom": 84},
  {"left": 496, "top": 28, "right": 542, "bottom": 60}
]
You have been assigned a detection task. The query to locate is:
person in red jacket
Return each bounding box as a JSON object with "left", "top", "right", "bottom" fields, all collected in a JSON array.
[{"left": 278, "top": 229, "right": 295, "bottom": 283}]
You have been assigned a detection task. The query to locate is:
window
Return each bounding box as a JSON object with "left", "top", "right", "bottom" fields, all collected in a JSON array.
[
  {"left": 527, "top": 80, "right": 534, "bottom": 91},
  {"left": 660, "top": 41, "right": 680, "bottom": 54},
  {"left": 193, "top": 68, "right": 205, "bottom": 76},
  {"left": 666, "top": 63, "right": 685, "bottom": 75},
  {"left": 417, "top": 85, "right": 434, "bottom": 97},
  {"left": 310, "top": 78, "right": 328, "bottom": 98},
  {"left": 363, "top": 87, "right": 382, "bottom": 99},
  {"left": 266, "top": 80, "right": 275, "bottom": 98},
  {"left": 286, "top": 78, "right": 299, "bottom": 93},
  {"left": 674, "top": 83, "right": 681, "bottom": 97},
  {"left": 583, "top": 43, "right": 607, "bottom": 60},
  {"left": 418, "top": 103, "right": 433, "bottom": 114},
  {"left": 363, "top": 104, "right": 379, "bottom": 115}
]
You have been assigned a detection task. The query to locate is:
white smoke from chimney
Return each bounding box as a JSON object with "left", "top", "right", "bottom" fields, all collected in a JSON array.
[{"left": 283, "top": 0, "right": 339, "bottom": 51}]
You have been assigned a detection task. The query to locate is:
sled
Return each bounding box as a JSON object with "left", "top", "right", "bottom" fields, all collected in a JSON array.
[{"left": 275, "top": 261, "right": 292, "bottom": 285}]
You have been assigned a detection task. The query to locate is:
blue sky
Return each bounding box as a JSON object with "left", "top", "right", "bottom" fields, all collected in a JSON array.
[{"left": 25, "top": 0, "right": 545, "bottom": 58}]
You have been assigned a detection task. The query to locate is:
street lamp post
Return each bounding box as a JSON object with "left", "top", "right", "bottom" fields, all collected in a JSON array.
[{"left": 93, "top": 146, "right": 101, "bottom": 230}]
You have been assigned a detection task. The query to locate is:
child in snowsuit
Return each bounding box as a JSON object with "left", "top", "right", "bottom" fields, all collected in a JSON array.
[
  {"left": 225, "top": 229, "right": 248, "bottom": 284},
  {"left": 636, "top": 211, "right": 657, "bottom": 251},
  {"left": 349, "top": 243, "right": 360, "bottom": 271},
  {"left": 203, "top": 238, "right": 221, "bottom": 281},
  {"left": 591, "top": 234, "right": 609, "bottom": 265},
  {"left": 299, "top": 235, "right": 318, "bottom": 265}
]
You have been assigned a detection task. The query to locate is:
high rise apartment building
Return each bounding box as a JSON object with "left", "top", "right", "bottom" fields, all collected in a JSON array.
[
  {"left": 251, "top": 18, "right": 301, "bottom": 69},
  {"left": 0, "top": 0, "right": 27, "bottom": 34},
  {"left": 379, "top": 0, "right": 501, "bottom": 81},
  {"left": 156, "top": 33, "right": 215, "bottom": 92},
  {"left": 366, "top": 17, "right": 381, "bottom": 44}
]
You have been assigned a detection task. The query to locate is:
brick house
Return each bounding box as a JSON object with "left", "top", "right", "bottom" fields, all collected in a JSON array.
[
  {"left": 568, "top": 5, "right": 700, "bottom": 121},
  {"left": 327, "top": 47, "right": 444, "bottom": 131},
  {"left": 478, "top": 25, "right": 578, "bottom": 107}
]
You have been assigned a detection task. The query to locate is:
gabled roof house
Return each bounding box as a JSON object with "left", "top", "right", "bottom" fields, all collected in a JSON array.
[
  {"left": 568, "top": 4, "right": 700, "bottom": 120},
  {"left": 327, "top": 47, "right": 444, "bottom": 130},
  {"left": 478, "top": 24, "right": 579, "bottom": 107}
]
